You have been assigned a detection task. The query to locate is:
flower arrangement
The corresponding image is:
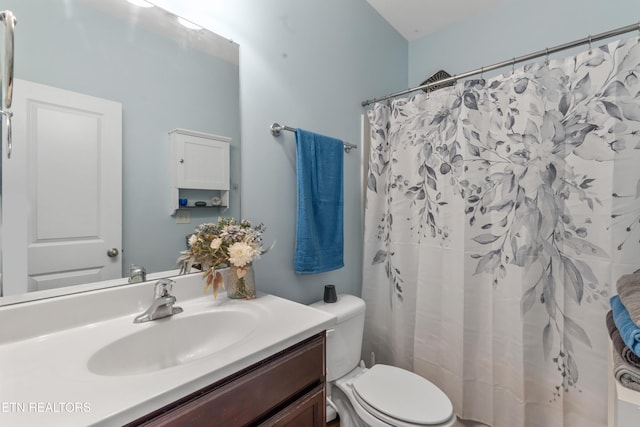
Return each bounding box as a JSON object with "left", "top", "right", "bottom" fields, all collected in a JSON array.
[{"left": 178, "top": 218, "right": 266, "bottom": 299}]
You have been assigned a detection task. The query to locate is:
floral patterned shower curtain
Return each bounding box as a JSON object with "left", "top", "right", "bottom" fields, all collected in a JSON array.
[{"left": 362, "top": 37, "right": 640, "bottom": 427}]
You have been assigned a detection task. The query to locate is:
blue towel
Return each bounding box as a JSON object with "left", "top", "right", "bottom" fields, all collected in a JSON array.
[
  {"left": 611, "top": 294, "right": 640, "bottom": 357},
  {"left": 294, "top": 129, "right": 344, "bottom": 274}
]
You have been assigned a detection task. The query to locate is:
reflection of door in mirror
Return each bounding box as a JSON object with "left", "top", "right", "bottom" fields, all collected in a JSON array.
[{"left": 2, "top": 79, "right": 122, "bottom": 296}]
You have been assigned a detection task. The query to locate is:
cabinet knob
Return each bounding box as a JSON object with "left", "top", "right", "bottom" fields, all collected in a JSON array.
[{"left": 179, "top": 159, "right": 184, "bottom": 163}]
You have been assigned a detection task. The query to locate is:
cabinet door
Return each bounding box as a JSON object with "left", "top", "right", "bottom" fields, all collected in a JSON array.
[
  {"left": 174, "top": 132, "right": 229, "bottom": 190},
  {"left": 258, "top": 385, "right": 325, "bottom": 427}
]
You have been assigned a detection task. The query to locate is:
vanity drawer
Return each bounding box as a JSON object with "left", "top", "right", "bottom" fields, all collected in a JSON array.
[
  {"left": 258, "top": 384, "right": 325, "bottom": 426},
  {"left": 131, "top": 332, "right": 326, "bottom": 426}
]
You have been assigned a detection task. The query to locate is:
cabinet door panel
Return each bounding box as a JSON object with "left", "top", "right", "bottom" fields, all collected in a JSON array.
[
  {"left": 174, "top": 132, "right": 229, "bottom": 190},
  {"left": 258, "top": 384, "right": 325, "bottom": 427}
]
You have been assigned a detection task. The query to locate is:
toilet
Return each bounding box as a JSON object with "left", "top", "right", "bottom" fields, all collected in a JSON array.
[{"left": 311, "top": 294, "right": 456, "bottom": 427}]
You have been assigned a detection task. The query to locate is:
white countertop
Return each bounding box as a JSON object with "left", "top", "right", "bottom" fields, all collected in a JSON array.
[{"left": 0, "top": 274, "right": 335, "bottom": 426}]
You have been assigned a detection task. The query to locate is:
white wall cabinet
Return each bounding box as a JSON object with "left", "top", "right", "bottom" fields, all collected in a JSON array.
[{"left": 169, "top": 129, "right": 230, "bottom": 214}]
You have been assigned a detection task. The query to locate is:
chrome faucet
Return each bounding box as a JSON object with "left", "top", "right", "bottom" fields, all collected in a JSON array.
[{"left": 134, "top": 278, "right": 183, "bottom": 323}]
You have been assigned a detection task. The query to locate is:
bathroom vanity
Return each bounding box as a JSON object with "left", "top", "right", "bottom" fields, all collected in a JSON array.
[
  {"left": 0, "top": 273, "right": 335, "bottom": 426},
  {"left": 128, "top": 333, "right": 325, "bottom": 426}
]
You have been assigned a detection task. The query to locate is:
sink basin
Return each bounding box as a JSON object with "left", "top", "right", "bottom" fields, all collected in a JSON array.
[{"left": 87, "top": 308, "right": 259, "bottom": 376}]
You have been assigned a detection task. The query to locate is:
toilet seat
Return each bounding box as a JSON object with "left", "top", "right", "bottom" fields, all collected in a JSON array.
[{"left": 335, "top": 364, "right": 455, "bottom": 427}]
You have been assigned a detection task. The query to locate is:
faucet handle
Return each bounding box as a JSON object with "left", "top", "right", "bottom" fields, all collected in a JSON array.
[{"left": 154, "top": 278, "right": 176, "bottom": 298}]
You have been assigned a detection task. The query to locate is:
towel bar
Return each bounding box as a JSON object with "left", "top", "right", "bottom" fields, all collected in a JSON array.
[{"left": 270, "top": 123, "right": 357, "bottom": 153}]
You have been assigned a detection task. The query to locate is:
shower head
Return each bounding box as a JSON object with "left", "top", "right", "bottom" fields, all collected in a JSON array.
[{"left": 420, "top": 69, "right": 455, "bottom": 92}]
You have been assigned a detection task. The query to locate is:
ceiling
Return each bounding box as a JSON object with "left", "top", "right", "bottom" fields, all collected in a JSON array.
[
  {"left": 131, "top": 0, "right": 503, "bottom": 43},
  {"left": 366, "top": 0, "right": 504, "bottom": 41}
]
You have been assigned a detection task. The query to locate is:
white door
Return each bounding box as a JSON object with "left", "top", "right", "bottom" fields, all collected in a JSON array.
[{"left": 2, "top": 79, "right": 122, "bottom": 295}]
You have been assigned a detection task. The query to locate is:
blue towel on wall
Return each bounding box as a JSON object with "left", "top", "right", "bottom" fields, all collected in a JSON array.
[
  {"left": 611, "top": 294, "right": 640, "bottom": 357},
  {"left": 294, "top": 129, "right": 344, "bottom": 274}
]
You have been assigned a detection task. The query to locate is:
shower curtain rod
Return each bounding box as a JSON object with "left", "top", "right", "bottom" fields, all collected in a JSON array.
[
  {"left": 361, "top": 21, "right": 640, "bottom": 107},
  {"left": 270, "top": 122, "right": 358, "bottom": 153}
]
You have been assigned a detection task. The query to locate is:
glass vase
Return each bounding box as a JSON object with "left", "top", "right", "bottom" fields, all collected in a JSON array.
[{"left": 226, "top": 264, "right": 256, "bottom": 299}]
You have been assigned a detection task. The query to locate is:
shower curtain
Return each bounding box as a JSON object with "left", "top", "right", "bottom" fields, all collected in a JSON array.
[{"left": 362, "top": 37, "right": 640, "bottom": 427}]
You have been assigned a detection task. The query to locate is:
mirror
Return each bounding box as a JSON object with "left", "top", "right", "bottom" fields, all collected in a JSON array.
[{"left": 0, "top": 0, "right": 240, "bottom": 304}]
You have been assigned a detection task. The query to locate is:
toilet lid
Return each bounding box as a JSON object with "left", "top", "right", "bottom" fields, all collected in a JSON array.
[{"left": 352, "top": 364, "right": 453, "bottom": 425}]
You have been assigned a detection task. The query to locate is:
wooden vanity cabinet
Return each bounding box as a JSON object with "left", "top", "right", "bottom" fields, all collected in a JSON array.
[{"left": 127, "top": 332, "right": 326, "bottom": 427}]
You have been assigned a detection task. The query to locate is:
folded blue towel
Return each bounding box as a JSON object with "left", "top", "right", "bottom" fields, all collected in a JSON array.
[
  {"left": 611, "top": 294, "right": 640, "bottom": 356},
  {"left": 294, "top": 128, "right": 344, "bottom": 274}
]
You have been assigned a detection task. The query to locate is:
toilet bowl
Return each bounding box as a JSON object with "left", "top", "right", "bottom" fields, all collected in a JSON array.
[
  {"left": 311, "top": 294, "right": 455, "bottom": 427},
  {"left": 334, "top": 364, "right": 456, "bottom": 427}
]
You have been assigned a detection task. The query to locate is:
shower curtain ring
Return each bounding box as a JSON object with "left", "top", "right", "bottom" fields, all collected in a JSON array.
[
  {"left": 588, "top": 35, "right": 593, "bottom": 54},
  {"left": 545, "top": 48, "right": 550, "bottom": 66},
  {"left": 512, "top": 58, "right": 516, "bottom": 73},
  {"left": 480, "top": 66, "right": 484, "bottom": 80}
]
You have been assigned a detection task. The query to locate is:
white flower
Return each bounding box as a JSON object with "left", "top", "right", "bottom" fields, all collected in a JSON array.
[
  {"left": 188, "top": 234, "right": 198, "bottom": 247},
  {"left": 228, "top": 242, "right": 258, "bottom": 267},
  {"left": 210, "top": 238, "right": 222, "bottom": 250}
]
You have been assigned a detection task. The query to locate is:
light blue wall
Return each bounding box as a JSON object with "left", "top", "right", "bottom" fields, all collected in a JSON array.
[
  {"left": 233, "top": 1, "right": 406, "bottom": 303},
  {"left": 409, "top": 0, "right": 640, "bottom": 86},
  {"left": 4, "top": 0, "right": 405, "bottom": 302},
  {"left": 169, "top": 0, "right": 408, "bottom": 303}
]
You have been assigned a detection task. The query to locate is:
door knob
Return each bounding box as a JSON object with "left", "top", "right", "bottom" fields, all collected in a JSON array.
[{"left": 107, "top": 248, "right": 119, "bottom": 258}]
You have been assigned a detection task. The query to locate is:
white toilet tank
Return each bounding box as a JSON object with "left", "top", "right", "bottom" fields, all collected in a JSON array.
[{"left": 311, "top": 294, "right": 366, "bottom": 382}]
